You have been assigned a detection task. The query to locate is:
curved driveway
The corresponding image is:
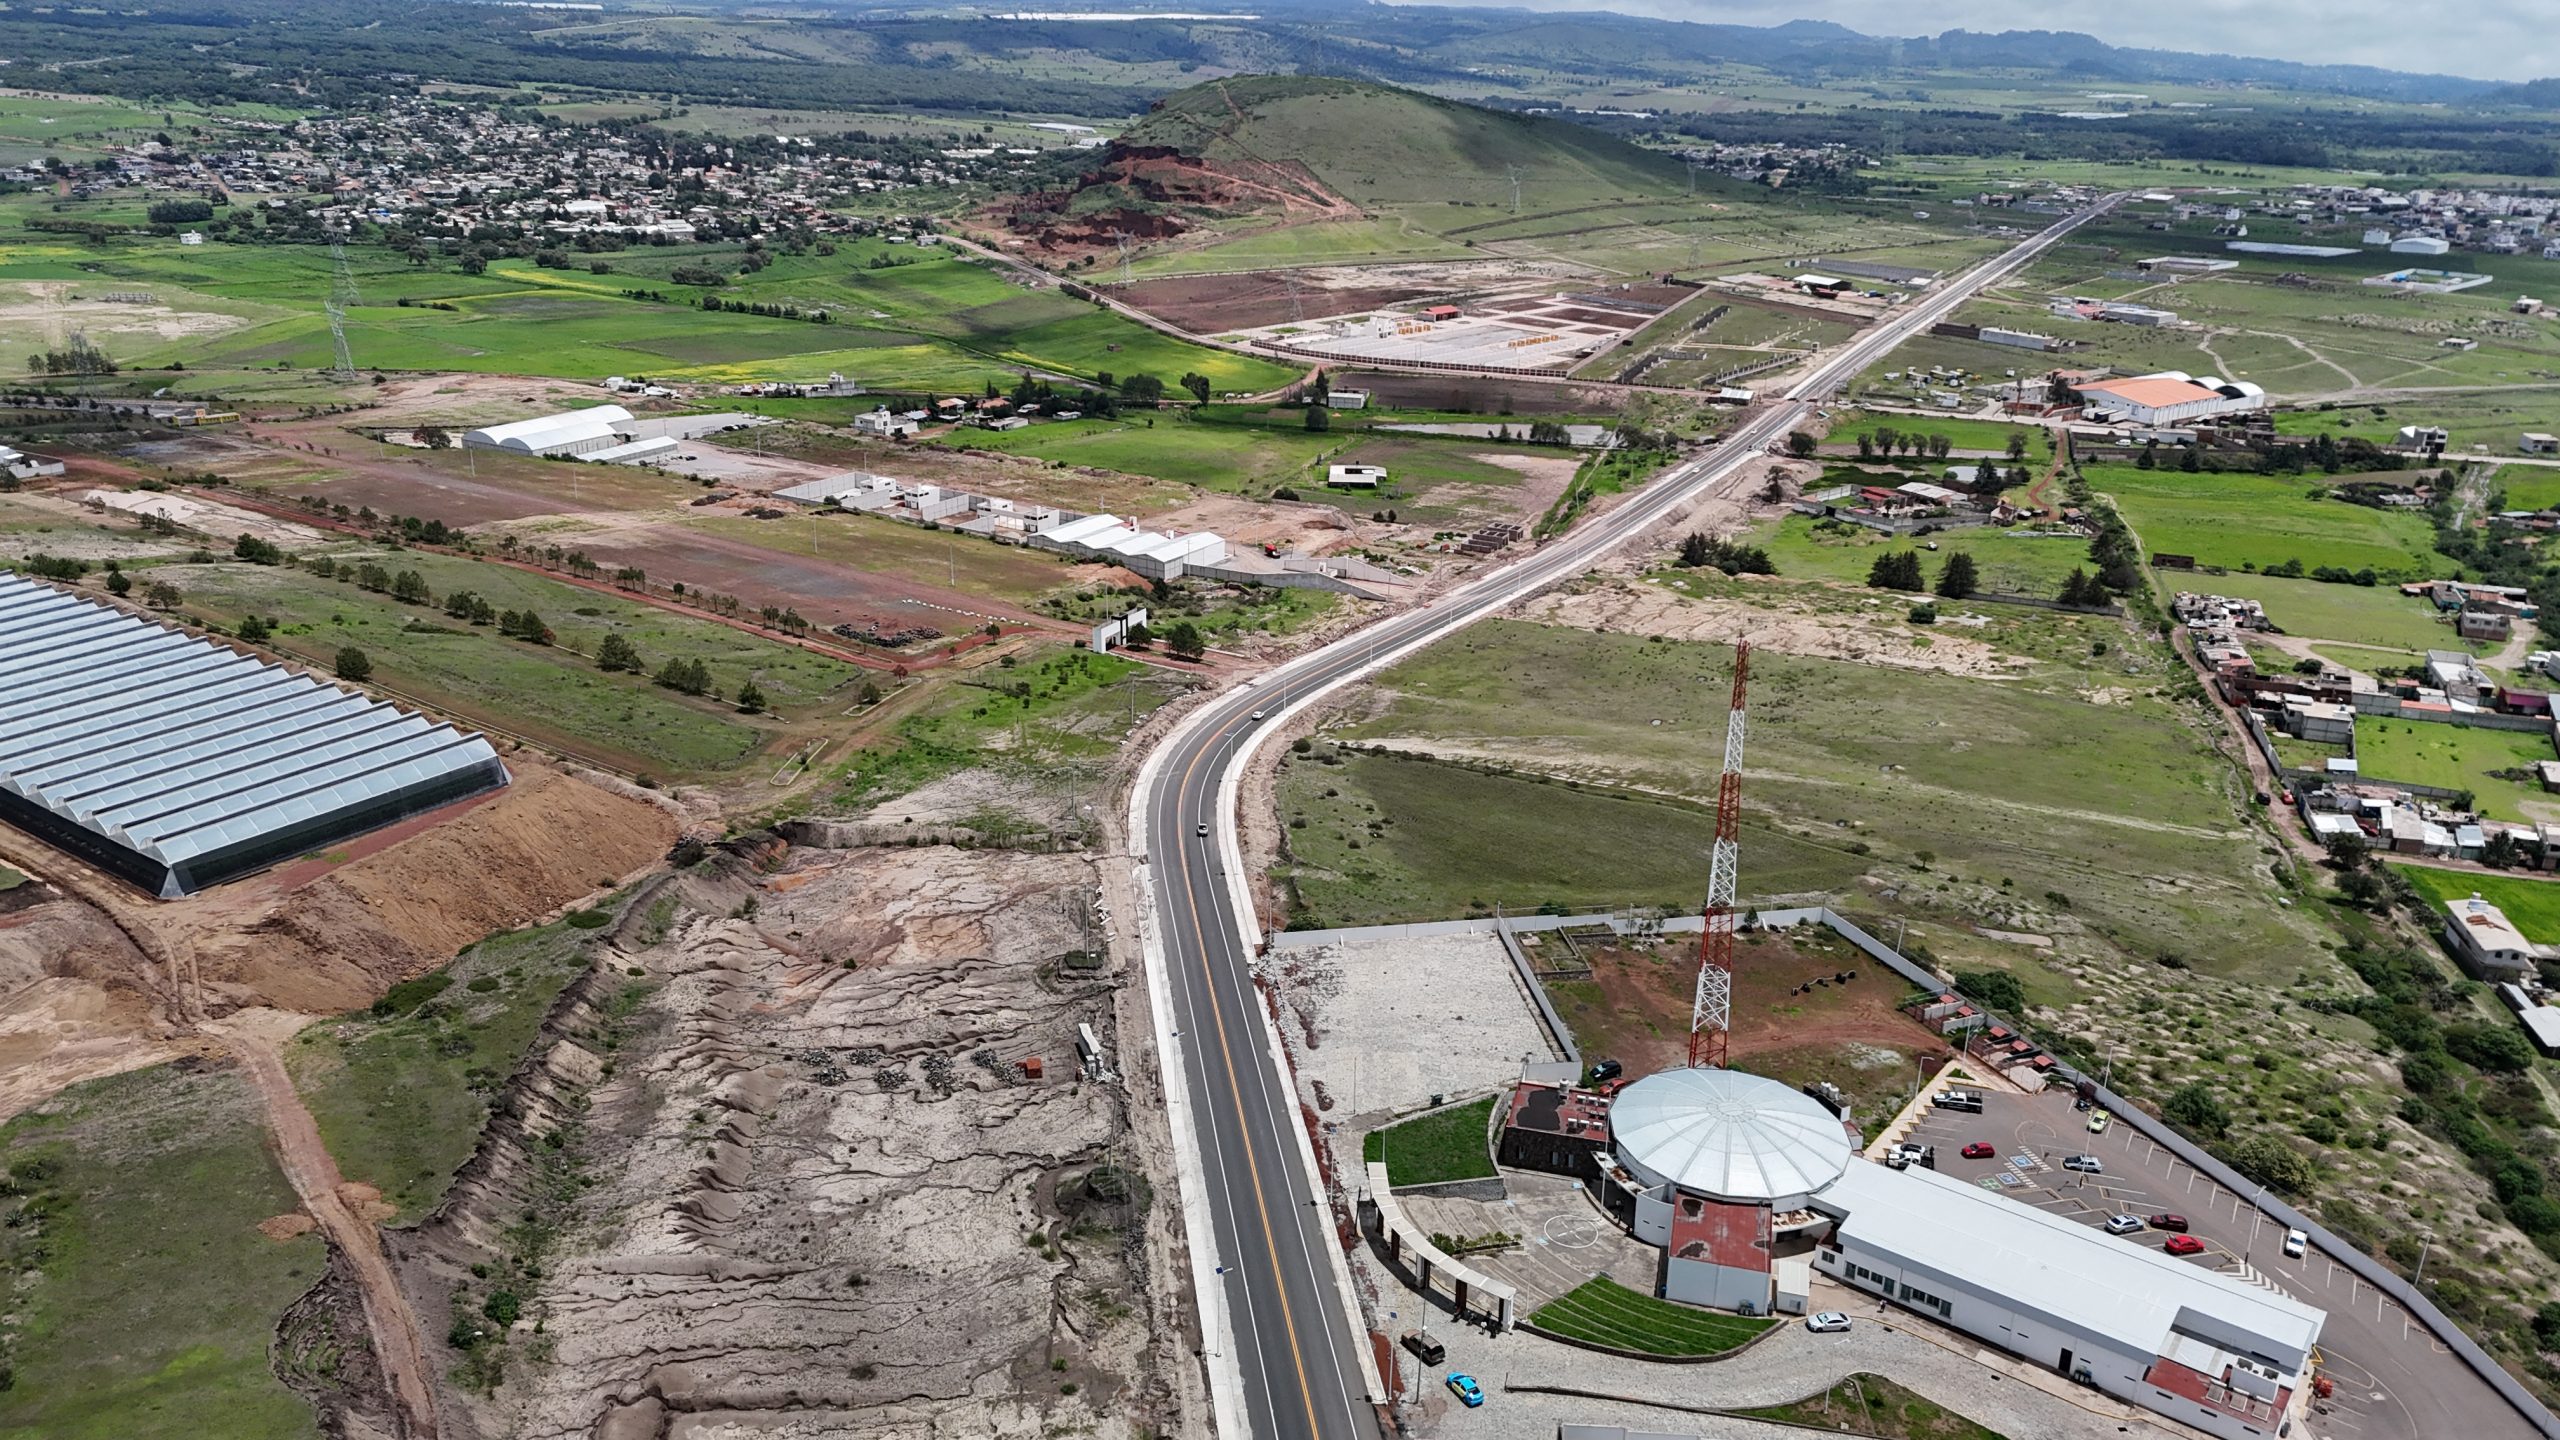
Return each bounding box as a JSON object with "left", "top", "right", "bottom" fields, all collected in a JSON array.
[{"left": 1132, "top": 198, "right": 2121, "bottom": 1440}]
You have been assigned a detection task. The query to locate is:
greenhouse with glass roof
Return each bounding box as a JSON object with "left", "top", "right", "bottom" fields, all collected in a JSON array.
[{"left": 0, "top": 571, "right": 509, "bottom": 897}]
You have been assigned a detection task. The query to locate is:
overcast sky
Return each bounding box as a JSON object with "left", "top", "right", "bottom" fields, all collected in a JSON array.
[{"left": 1401, "top": 0, "right": 2559, "bottom": 85}]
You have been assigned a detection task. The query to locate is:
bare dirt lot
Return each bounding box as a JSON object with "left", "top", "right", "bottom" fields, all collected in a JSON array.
[
  {"left": 0, "top": 760, "right": 678, "bottom": 1118},
  {"left": 1542, "top": 926, "right": 1951, "bottom": 1116},
  {"left": 1111, "top": 273, "right": 1443, "bottom": 334},
  {"left": 405, "top": 840, "right": 1178, "bottom": 1440},
  {"left": 1518, "top": 576, "right": 2032, "bottom": 681}
]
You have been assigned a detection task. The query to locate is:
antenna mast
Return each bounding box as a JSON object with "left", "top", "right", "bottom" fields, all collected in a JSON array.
[{"left": 1689, "top": 640, "right": 1750, "bottom": 1069}]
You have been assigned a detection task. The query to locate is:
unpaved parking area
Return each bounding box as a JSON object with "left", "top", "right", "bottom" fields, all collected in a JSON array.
[{"left": 1267, "top": 928, "right": 1558, "bottom": 1128}]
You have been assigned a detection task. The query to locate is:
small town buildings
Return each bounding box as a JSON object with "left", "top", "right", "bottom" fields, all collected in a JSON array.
[
  {"left": 852, "top": 409, "right": 919, "bottom": 439},
  {"left": 2524, "top": 433, "right": 2560, "bottom": 455},
  {"left": 2442, "top": 894, "right": 2550, "bottom": 979},
  {"left": 1326, "top": 464, "right": 1386, "bottom": 490},
  {"left": 2396, "top": 424, "right": 2450, "bottom": 453},
  {"left": 2278, "top": 697, "right": 2354, "bottom": 744},
  {"left": 2458, "top": 609, "right": 2515, "bottom": 642}
]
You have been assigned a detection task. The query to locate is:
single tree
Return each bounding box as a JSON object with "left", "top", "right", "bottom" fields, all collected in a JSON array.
[
  {"left": 2005, "top": 431, "right": 2029, "bottom": 462},
  {"left": 416, "top": 423, "right": 452, "bottom": 450},
  {"left": 145, "top": 579, "right": 182, "bottom": 609},
  {"left": 335, "top": 646, "right": 373, "bottom": 682},
  {"left": 1785, "top": 430, "right": 1817, "bottom": 459},
  {"left": 1935, "top": 551, "right": 1980, "bottom": 600},
  {"left": 1303, "top": 404, "right": 1329, "bottom": 433},
  {"left": 1678, "top": 532, "right": 1714, "bottom": 568},
  {"left": 237, "top": 614, "right": 272, "bottom": 643},
  {"left": 105, "top": 568, "right": 132, "bottom": 597},
  {"left": 2162, "top": 1081, "right": 2230, "bottom": 1137},
  {"left": 1866, "top": 550, "right": 1925, "bottom": 592},
  {"left": 736, "top": 680, "right": 767, "bottom": 714},
  {"left": 593, "top": 632, "right": 642, "bottom": 672},
  {"left": 1163, "top": 620, "right": 1206, "bottom": 660}
]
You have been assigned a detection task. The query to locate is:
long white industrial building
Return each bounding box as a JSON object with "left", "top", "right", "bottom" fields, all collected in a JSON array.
[
  {"left": 463, "top": 404, "right": 635, "bottom": 456},
  {"left": 0, "top": 572, "right": 509, "bottom": 897},
  {"left": 1030, "top": 512, "right": 1230, "bottom": 580}
]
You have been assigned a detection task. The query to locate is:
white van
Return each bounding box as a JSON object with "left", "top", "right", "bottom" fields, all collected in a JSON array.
[{"left": 2282, "top": 1228, "right": 2308, "bottom": 1259}]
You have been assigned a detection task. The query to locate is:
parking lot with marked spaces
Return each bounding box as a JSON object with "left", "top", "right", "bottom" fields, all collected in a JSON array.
[{"left": 1895, "top": 1089, "right": 2541, "bottom": 1440}]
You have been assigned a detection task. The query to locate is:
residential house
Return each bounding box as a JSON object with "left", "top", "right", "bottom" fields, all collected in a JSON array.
[{"left": 2442, "top": 894, "right": 2550, "bottom": 979}]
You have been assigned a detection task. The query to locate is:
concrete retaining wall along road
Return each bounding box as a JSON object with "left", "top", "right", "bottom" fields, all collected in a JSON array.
[{"left": 1496, "top": 916, "right": 1583, "bottom": 1068}]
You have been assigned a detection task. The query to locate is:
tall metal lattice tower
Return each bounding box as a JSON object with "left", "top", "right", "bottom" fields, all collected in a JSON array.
[
  {"left": 325, "top": 236, "right": 360, "bottom": 381},
  {"left": 1688, "top": 640, "right": 1751, "bottom": 1069}
]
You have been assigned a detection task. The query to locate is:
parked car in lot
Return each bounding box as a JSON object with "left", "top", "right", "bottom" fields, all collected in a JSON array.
[
  {"left": 1931, "top": 1090, "right": 1984, "bottom": 1114},
  {"left": 2086, "top": 1109, "right": 2111, "bottom": 1135},
  {"left": 2164, "top": 1234, "right": 2207, "bottom": 1257},
  {"left": 2104, "top": 1214, "right": 2145, "bottom": 1235},
  {"left": 1886, "top": 1142, "right": 1935, "bottom": 1170},
  {"left": 2147, "top": 1213, "right": 2190, "bottom": 1233},
  {"left": 1446, "top": 1372, "right": 1484, "bottom": 1408},
  {"left": 1805, "top": 1311, "right": 1853, "bottom": 1333},
  {"left": 1960, "top": 1141, "right": 1996, "bottom": 1159},
  {"left": 1402, "top": 1331, "right": 1444, "bottom": 1367},
  {"left": 2283, "top": 1228, "right": 2309, "bottom": 1259},
  {"left": 2062, "top": 1154, "right": 2104, "bottom": 1174},
  {"left": 1587, "top": 1058, "right": 1624, "bottom": 1086}
]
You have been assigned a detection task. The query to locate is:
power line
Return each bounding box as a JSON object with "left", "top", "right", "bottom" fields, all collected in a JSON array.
[{"left": 325, "top": 234, "right": 360, "bottom": 381}]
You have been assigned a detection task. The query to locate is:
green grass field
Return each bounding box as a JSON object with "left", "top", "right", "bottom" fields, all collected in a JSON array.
[
  {"left": 1825, "top": 408, "right": 2047, "bottom": 455},
  {"left": 1362, "top": 1097, "right": 1498, "bottom": 1187},
  {"left": 1527, "top": 1276, "right": 1776, "bottom": 1356},
  {"left": 2397, "top": 866, "right": 2560, "bottom": 943},
  {"left": 0, "top": 1064, "right": 322, "bottom": 1440},
  {"left": 935, "top": 410, "right": 1340, "bottom": 490},
  {"left": 826, "top": 646, "right": 1191, "bottom": 816},
  {"left": 1297, "top": 620, "right": 2320, "bottom": 981},
  {"left": 1279, "top": 748, "right": 1869, "bottom": 928},
  {"left": 2180, "top": 572, "right": 2469, "bottom": 654},
  {"left": 152, "top": 552, "right": 860, "bottom": 777},
  {"left": 0, "top": 230, "right": 1292, "bottom": 394},
  {"left": 287, "top": 911, "right": 599, "bottom": 1219},
  {"left": 2089, "top": 464, "right": 2446, "bottom": 579},
  {"left": 1752, "top": 514, "right": 2097, "bottom": 598},
  {"left": 2349, "top": 720, "right": 2560, "bottom": 822}
]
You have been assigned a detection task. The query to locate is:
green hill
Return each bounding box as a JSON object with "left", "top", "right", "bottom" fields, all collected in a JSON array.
[{"left": 1119, "top": 75, "right": 1699, "bottom": 213}]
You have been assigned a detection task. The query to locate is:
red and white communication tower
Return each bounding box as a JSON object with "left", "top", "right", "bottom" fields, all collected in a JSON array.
[{"left": 1688, "top": 641, "right": 1751, "bottom": 1069}]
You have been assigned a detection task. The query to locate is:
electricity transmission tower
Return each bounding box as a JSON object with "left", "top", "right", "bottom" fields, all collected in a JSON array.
[
  {"left": 1506, "top": 165, "right": 1524, "bottom": 215},
  {"left": 1111, "top": 229, "right": 1134, "bottom": 286},
  {"left": 325, "top": 235, "right": 360, "bottom": 381},
  {"left": 1285, "top": 269, "right": 1305, "bottom": 325},
  {"left": 1689, "top": 641, "right": 1751, "bottom": 1069}
]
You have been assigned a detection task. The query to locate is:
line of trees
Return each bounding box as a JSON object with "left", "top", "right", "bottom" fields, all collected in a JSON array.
[{"left": 1863, "top": 548, "right": 1977, "bottom": 598}]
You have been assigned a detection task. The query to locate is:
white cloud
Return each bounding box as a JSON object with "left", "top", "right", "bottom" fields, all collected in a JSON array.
[{"left": 1386, "top": 0, "right": 2556, "bottom": 85}]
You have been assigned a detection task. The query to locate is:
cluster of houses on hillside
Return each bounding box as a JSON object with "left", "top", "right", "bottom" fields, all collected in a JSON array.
[{"left": 23, "top": 94, "right": 1018, "bottom": 249}]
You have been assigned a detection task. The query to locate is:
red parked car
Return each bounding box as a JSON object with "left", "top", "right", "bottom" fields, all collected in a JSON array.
[
  {"left": 1960, "top": 1142, "right": 1996, "bottom": 1159},
  {"left": 2163, "top": 1234, "right": 2207, "bottom": 1257}
]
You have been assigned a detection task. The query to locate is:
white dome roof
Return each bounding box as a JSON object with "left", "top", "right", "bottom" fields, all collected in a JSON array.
[{"left": 1610, "top": 1068, "right": 1852, "bottom": 1206}]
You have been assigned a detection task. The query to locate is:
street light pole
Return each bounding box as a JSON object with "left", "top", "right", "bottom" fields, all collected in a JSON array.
[{"left": 2249, "top": 1183, "right": 2266, "bottom": 1251}]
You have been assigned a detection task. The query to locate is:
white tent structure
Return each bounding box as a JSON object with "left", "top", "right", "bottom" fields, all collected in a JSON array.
[{"left": 463, "top": 405, "right": 634, "bottom": 456}]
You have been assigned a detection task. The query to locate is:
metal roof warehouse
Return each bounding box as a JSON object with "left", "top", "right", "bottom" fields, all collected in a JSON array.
[{"left": 0, "top": 572, "right": 510, "bottom": 897}]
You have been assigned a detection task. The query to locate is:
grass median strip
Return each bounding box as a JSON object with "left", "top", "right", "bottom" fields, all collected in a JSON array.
[{"left": 1527, "top": 1275, "right": 1776, "bottom": 1356}]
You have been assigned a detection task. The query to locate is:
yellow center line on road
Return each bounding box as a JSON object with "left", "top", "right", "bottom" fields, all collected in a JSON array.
[{"left": 1171, "top": 718, "right": 1327, "bottom": 1439}]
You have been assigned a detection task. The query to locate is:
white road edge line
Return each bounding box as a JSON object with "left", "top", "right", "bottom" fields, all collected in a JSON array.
[{"left": 1127, "top": 756, "right": 1252, "bottom": 1440}]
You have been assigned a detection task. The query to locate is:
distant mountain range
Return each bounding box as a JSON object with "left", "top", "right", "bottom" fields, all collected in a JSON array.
[{"left": 830, "top": 1, "right": 2548, "bottom": 107}]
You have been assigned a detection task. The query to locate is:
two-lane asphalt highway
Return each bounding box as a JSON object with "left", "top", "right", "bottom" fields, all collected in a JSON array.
[{"left": 1133, "top": 197, "right": 2121, "bottom": 1440}]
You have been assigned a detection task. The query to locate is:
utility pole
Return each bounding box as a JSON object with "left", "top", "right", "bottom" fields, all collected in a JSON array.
[
  {"left": 1688, "top": 640, "right": 1750, "bottom": 1069},
  {"left": 1506, "top": 165, "right": 1524, "bottom": 216}
]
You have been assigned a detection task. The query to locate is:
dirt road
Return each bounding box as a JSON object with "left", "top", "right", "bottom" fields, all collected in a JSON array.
[{"left": 215, "top": 1023, "right": 442, "bottom": 1440}]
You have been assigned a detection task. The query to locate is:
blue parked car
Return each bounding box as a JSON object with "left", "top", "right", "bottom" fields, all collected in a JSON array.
[{"left": 1445, "top": 1372, "right": 1484, "bottom": 1408}]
